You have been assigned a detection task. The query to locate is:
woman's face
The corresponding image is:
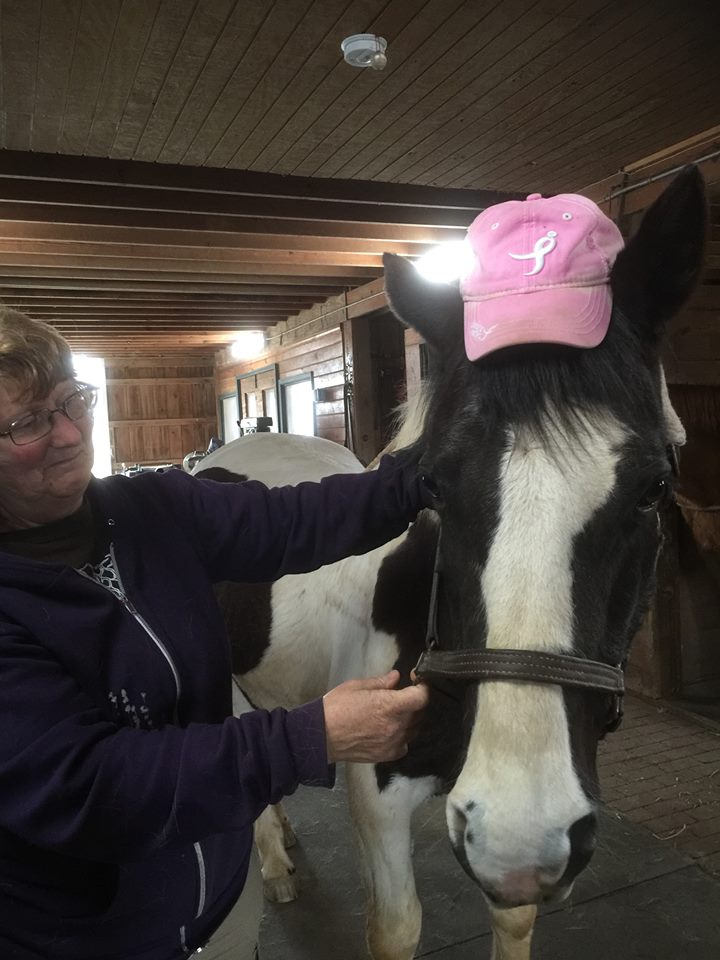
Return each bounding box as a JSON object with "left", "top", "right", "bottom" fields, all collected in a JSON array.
[{"left": 0, "top": 378, "right": 95, "bottom": 527}]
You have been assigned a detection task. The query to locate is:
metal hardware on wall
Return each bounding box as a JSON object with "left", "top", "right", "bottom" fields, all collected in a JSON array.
[
  {"left": 603, "top": 146, "right": 720, "bottom": 203},
  {"left": 340, "top": 317, "right": 356, "bottom": 454},
  {"left": 313, "top": 387, "right": 337, "bottom": 403},
  {"left": 239, "top": 417, "right": 273, "bottom": 435},
  {"left": 343, "top": 354, "right": 355, "bottom": 454}
]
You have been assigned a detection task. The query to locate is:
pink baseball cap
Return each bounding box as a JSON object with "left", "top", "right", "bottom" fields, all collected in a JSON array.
[{"left": 461, "top": 192, "right": 625, "bottom": 362}]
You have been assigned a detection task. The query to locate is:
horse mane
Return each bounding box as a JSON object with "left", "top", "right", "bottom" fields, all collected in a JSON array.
[
  {"left": 390, "top": 388, "right": 433, "bottom": 451},
  {"left": 360, "top": 385, "right": 432, "bottom": 472}
]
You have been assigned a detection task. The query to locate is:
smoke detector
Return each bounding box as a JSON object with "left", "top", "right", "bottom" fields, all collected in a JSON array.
[{"left": 341, "top": 34, "right": 388, "bottom": 71}]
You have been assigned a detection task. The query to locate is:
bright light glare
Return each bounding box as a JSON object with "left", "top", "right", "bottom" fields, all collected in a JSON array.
[
  {"left": 413, "top": 240, "right": 475, "bottom": 283},
  {"left": 73, "top": 354, "right": 112, "bottom": 478},
  {"left": 230, "top": 331, "right": 265, "bottom": 360}
]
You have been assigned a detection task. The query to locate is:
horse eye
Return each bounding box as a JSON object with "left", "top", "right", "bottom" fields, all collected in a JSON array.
[
  {"left": 421, "top": 473, "right": 441, "bottom": 500},
  {"left": 637, "top": 478, "right": 669, "bottom": 512}
]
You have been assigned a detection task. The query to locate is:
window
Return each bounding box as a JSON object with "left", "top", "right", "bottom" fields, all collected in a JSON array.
[
  {"left": 263, "top": 387, "right": 278, "bottom": 432},
  {"left": 72, "top": 354, "right": 112, "bottom": 478},
  {"left": 235, "top": 364, "right": 279, "bottom": 433},
  {"left": 280, "top": 375, "right": 315, "bottom": 436},
  {"left": 220, "top": 393, "right": 240, "bottom": 442}
]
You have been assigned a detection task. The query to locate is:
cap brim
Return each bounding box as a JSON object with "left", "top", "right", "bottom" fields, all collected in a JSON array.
[{"left": 464, "top": 284, "right": 612, "bottom": 362}]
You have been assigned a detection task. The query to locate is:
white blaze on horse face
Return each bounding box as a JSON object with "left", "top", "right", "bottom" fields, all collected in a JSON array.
[{"left": 448, "top": 411, "right": 627, "bottom": 902}]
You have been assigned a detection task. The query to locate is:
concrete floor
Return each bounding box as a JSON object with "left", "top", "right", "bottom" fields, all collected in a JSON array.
[
  {"left": 597, "top": 695, "right": 720, "bottom": 877},
  {"left": 258, "top": 767, "right": 720, "bottom": 960}
]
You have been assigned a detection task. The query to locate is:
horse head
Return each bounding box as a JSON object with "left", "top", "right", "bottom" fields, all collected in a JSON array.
[{"left": 384, "top": 168, "right": 707, "bottom": 908}]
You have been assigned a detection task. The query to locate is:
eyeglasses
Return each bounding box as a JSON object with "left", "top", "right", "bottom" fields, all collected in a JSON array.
[{"left": 0, "top": 383, "right": 98, "bottom": 446}]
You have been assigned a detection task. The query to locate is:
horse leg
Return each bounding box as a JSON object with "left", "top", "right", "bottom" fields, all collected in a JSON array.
[
  {"left": 489, "top": 904, "right": 537, "bottom": 960},
  {"left": 346, "top": 763, "right": 434, "bottom": 960},
  {"left": 253, "top": 802, "right": 299, "bottom": 904}
]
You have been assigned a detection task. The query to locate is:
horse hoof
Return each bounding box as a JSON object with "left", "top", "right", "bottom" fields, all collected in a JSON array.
[{"left": 263, "top": 873, "right": 300, "bottom": 904}]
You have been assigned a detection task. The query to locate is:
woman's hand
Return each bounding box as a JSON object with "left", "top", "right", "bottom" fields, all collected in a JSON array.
[{"left": 322, "top": 670, "right": 429, "bottom": 763}]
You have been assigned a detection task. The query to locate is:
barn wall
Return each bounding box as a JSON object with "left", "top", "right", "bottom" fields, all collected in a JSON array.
[
  {"left": 216, "top": 328, "right": 346, "bottom": 445},
  {"left": 665, "top": 384, "right": 720, "bottom": 702},
  {"left": 623, "top": 180, "right": 720, "bottom": 700},
  {"left": 107, "top": 354, "right": 217, "bottom": 470}
]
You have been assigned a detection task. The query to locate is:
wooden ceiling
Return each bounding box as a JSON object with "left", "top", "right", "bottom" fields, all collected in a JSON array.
[{"left": 0, "top": 0, "right": 718, "bottom": 355}]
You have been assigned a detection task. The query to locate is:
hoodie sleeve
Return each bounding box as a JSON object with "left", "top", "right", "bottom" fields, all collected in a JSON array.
[
  {"left": 148, "top": 452, "right": 430, "bottom": 583},
  {"left": 0, "top": 624, "right": 333, "bottom": 863}
]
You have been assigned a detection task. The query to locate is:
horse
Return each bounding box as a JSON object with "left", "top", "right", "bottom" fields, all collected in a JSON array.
[{"left": 196, "top": 168, "right": 707, "bottom": 960}]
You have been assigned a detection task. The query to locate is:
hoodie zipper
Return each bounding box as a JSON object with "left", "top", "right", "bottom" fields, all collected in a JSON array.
[
  {"left": 108, "top": 543, "right": 182, "bottom": 712},
  {"left": 108, "top": 547, "right": 208, "bottom": 920},
  {"left": 77, "top": 536, "right": 208, "bottom": 924}
]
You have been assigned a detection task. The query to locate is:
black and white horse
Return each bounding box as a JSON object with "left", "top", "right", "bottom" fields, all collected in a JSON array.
[{"left": 197, "top": 169, "right": 706, "bottom": 960}]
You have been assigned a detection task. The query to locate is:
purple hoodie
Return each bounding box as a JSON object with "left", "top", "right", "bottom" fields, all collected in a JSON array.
[{"left": 0, "top": 457, "right": 427, "bottom": 959}]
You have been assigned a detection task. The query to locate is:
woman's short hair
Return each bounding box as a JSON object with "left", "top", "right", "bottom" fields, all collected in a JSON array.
[{"left": 0, "top": 309, "right": 75, "bottom": 401}]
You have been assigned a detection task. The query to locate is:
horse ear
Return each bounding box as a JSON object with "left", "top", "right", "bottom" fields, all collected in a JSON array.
[
  {"left": 383, "top": 253, "right": 463, "bottom": 354},
  {"left": 610, "top": 166, "right": 707, "bottom": 343}
]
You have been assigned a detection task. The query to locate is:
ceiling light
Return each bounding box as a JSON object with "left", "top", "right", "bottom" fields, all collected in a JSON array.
[
  {"left": 413, "top": 240, "right": 475, "bottom": 284},
  {"left": 230, "top": 331, "right": 265, "bottom": 360},
  {"left": 341, "top": 34, "right": 388, "bottom": 71}
]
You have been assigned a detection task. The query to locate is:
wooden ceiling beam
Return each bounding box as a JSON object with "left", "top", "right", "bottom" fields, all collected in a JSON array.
[
  {"left": 0, "top": 239, "right": 393, "bottom": 268},
  {"left": 63, "top": 338, "right": 238, "bottom": 349},
  {"left": 0, "top": 204, "right": 466, "bottom": 242},
  {"left": 13, "top": 314, "right": 297, "bottom": 325},
  {"left": 35, "top": 314, "right": 284, "bottom": 323},
  {"left": 2, "top": 311, "right": 300, "bottom": 322},
  {"left": 12, "top": 306, "right": 295, "bottom": 316},
  {"left": 0, "top": 150, "right": 511, "bottom": 362},
  {"left": 0, "top": 275, "right": 352, "bottom": 292},
  {"left": 0, "top": 255, "right": 379, "bottom": 279},
  {"left": 51, "top": 323, "right": 267, "bottom": 332},
  {"left": 0, "top": 220, "right": 440, "bottom": 255},
  {"left": 0, "top": 292, "right": 318, "bottom": 304}
]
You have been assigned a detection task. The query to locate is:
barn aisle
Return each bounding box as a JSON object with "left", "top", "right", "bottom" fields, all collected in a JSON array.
[{"left": 258, "top": 698, "right": 720, "bottom": 959}]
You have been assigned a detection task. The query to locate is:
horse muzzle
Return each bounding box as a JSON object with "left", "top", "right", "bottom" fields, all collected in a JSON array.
[{"left": 448, "top": 804, "right": 598, "bottom": 906}]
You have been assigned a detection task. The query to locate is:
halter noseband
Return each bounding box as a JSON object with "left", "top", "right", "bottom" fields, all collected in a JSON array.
[{"left": 413, "top": 528, "right": 625, "bottom": 736}]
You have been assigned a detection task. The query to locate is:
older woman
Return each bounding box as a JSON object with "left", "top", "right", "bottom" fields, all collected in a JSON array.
[{"left": 0, "top": 309, "right": 430, "bottom": 960}]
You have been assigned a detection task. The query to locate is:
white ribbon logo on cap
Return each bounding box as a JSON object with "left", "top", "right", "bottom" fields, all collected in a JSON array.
[{"left": 509, "top": 230, "right": 558, "bottom": 276}]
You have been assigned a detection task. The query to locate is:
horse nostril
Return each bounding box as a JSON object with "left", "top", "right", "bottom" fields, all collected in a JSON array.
[
  {"left": 570, "top": 812, "right": 597, "bottom": 853},
  {"left": 564, "top": 812, "right": 598, "bottom": 881},
  {"left": 448, "top": 802, "right": 468, "bottom": 845}
]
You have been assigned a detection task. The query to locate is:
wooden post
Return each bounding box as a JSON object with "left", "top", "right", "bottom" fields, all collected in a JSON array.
[
  {"left": 404, "top": 328, "right": 425, "bottom": 404},
  {"left": 341, "top": 314, "right": 377, "bottom": 465}
]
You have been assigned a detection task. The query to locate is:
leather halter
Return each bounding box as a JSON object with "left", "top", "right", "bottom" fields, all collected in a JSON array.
[
  {"left": 675, "top": 494, "right": 720, "bottom": 513},
  {"left": 413, "top": 528, "right": 625, "bottom": 735}
]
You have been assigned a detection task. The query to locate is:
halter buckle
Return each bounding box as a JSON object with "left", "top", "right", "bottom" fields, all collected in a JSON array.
[{"left": 603, "top": 692, "right": 625, "bottom": 736}]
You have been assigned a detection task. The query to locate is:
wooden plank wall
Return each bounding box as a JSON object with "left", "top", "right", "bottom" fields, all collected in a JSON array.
[
  {"left": 107, "top": 354, "right": 216, "bottom": 470},
  {"left": 664, "top": 289, "right": 720, "bottom": 387},
  {"left": 625, "top": 183, "right": 720, "bottom": 700},
  {"left": 217, "top": 328, "right": 346, "bottom": 445}
]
